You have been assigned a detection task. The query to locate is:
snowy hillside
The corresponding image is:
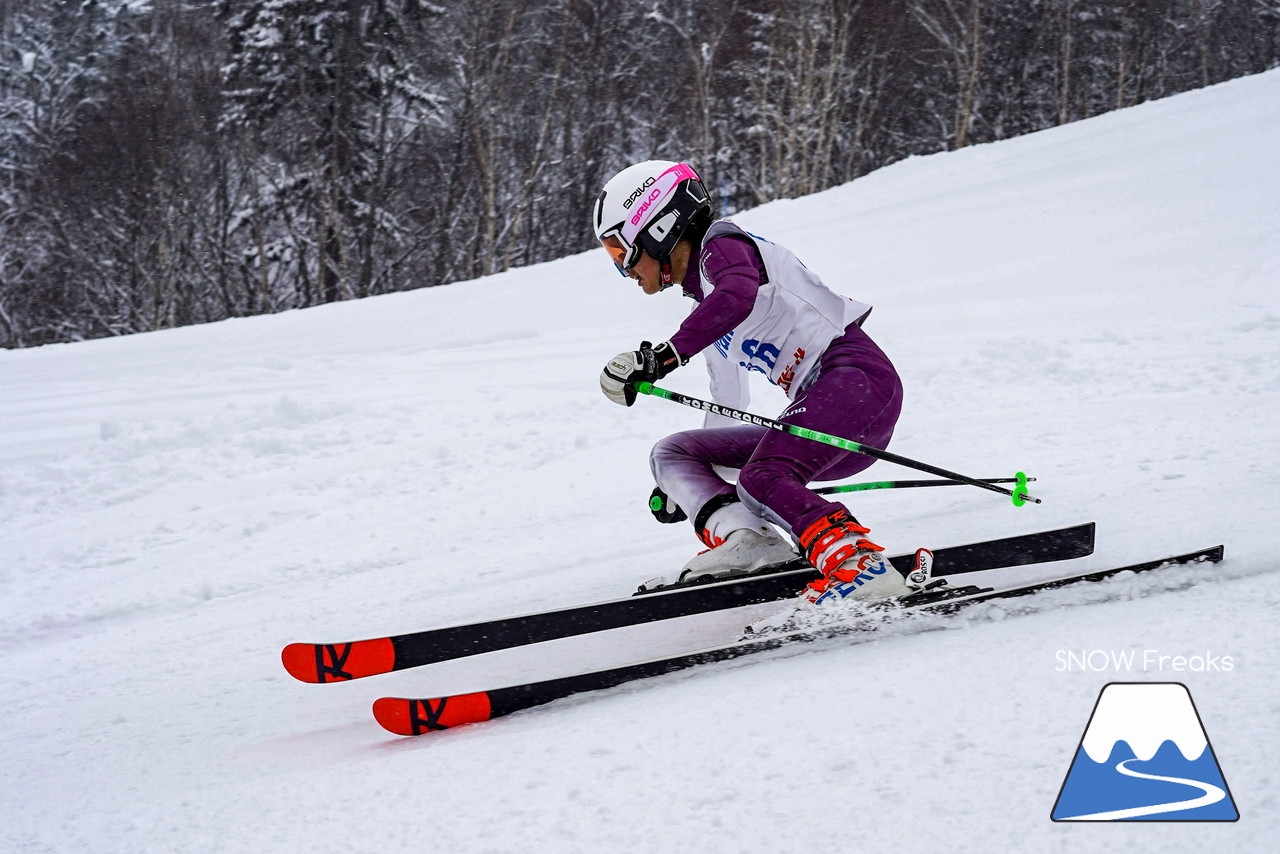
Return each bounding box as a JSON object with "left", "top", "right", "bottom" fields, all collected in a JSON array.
[{"left": 4, "top": 70, "right": 1279, "bottom": 852}]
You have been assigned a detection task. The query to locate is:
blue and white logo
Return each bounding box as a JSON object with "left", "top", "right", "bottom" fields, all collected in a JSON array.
[{"left": 1051, "top": 682, "right": 1239, "bottom": 822}]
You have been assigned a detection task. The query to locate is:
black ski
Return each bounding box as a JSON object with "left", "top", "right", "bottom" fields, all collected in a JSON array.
[
  {"left": 283, "top": 523, "right": 1094, "bottom": 683},
  {"left": 372, "top": 543, "right": 1224, "bottom": 736}
]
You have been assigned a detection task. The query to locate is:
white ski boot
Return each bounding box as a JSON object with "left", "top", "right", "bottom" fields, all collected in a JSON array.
[
  {"left": 798, "top": 509, "right": 911, "bottom": 606},
  {"left": 676, "top": 526, "right": 798, "bottom": 583},
  {"left": 638, "top": 501, "right": 798, "bottom": 592},
  {"left": 746, "top": 544, "right": 933, "bottom": 637}
]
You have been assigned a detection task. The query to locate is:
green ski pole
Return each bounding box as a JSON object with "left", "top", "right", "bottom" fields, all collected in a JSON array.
[
  {"left": 816, "top": 476, "right": 1034, "bottom": 495},
  {"left": 634, "top": 382, "right": 1039, "bottom": 506}
]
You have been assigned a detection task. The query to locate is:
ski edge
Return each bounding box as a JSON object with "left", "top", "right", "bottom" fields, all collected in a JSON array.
[{"left": 372, "top": 544, "right": 1224, "bottom": 737}]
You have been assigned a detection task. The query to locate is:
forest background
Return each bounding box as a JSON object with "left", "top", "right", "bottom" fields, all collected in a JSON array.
[{"left": 1, "top": 0, "right": 1277, "bottom": 348}]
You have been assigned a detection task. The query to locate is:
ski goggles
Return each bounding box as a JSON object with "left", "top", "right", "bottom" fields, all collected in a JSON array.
[{"left": 600, "top": 232, "right": 639, "bottom": 277}]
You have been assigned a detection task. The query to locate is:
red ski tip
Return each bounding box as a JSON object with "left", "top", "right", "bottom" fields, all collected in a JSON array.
[
  {"left": 281, "top": 638, "right": 396, "bottom": 683},
  {"left": 372, "top": 694, "right": 493, "bottom": 736}
]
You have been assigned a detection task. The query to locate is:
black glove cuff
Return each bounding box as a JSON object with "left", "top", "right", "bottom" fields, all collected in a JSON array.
[{"left": 648, "top": 341, "right": 684, "bottom": 379}]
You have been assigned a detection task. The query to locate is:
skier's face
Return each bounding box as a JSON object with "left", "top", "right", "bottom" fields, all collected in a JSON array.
[{"left": 628, "top": 250, "right": 664, "bottom": 295}]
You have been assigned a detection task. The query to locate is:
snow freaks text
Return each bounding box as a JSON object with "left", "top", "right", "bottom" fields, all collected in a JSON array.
[{"left": 1054, "top": 650, "right": 1235, "bottom": 673}]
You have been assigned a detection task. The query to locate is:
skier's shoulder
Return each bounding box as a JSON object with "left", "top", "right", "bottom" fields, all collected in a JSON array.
[
  {"left": 702, "top": 218, "right": 758, "bottom": 252},
  {"left": 698, "top": 219, "right": 765, "bottom": 280}
]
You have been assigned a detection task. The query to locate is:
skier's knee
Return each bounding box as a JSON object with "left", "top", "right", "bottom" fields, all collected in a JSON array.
[{"left": 649, "top": 430, "right": 696, "bottom": 476}]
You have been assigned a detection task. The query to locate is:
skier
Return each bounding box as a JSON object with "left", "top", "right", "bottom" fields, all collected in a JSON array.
[{"left": 595, "top": 160, "right": 913, "bottom": 607}]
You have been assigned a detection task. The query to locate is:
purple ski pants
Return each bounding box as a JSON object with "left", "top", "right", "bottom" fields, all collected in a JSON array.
[{"left": 649, "top": 326, "right": 903, "bottom": 544}]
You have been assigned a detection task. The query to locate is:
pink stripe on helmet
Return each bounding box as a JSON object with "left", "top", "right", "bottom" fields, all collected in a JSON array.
[{"left": 620, "top": 163, "right": 699, "bottom": 244}]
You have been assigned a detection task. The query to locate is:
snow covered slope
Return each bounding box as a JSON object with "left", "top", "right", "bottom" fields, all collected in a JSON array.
[{"left": 3, "top": 70, "right": 1278, "bottom": 852}]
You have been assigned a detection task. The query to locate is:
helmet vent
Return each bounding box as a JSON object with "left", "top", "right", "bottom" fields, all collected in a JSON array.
[
  {"left": 648, "top": 211, "right": 679, "bottom": 240},
  {"left": 593, "top": 192, "right": 606, "bottom": 229}
]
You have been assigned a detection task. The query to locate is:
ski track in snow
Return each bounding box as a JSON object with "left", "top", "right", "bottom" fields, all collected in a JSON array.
[{"left": 3, "top": 70, "right": 1279, "bottom": 852}]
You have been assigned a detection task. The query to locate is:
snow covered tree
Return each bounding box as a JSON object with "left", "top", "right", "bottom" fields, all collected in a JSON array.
[
  {"left": 0, "top": 0, "right": 134, "bottom": 344},
  {"left": 910, "top": 0, "right": 988, "bottom": 149},
  {"left": 218, "top": 0, "right": 443, "bottom": 307},
  {"left": 740, "top": 0, "right": 841, "bottom": 201}
]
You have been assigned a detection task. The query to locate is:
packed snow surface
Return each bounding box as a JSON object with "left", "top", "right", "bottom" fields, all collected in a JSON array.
[{"left": 3, "top": 70, "right": 1279, "bottom": 852}]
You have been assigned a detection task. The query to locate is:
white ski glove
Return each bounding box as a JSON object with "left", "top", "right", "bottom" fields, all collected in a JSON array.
[{"left": 599, "top": 341, "right": 683, "bottom": 406}]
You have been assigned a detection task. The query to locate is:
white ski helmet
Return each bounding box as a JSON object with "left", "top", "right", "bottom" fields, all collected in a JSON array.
[{"left": 593, "top": 160, "right": 713, "bottom": 280}]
